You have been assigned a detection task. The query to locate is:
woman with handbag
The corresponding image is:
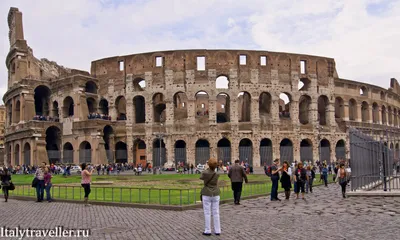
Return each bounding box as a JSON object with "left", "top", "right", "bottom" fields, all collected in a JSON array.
[
  {"left": 335, "top": 163, "right": 348, "bottom": 198},
  {"left": 1, "top": 168, "right": 12, "bottom": 202},
  {"left": 200, "top": 158, "right": 221, "bottom": 236}
]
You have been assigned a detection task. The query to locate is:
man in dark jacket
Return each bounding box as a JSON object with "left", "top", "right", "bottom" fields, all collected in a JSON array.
[
  {"left": 228, "top": 160, "right": 248, "bottom": 205},
  {"left": 270, "top": 158, "right": 282, "bottom": 201}
]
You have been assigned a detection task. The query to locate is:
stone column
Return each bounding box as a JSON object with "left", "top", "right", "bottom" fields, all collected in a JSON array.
[
  {"left": 165, "top": 136, "right": 173, "bottom": 166},
  {"left": 251, "top": 97, "right": 260, "bottom": 123},
  {"left": 208, "top": 99, "right": 217, "bottom": 125},
  {"left": 230, "top": 99, "right": 239, "bottom": 124},
  {"left": 368, "top": 105, "right": 373, "bottom": 124},
  {"left": 378, "top": 106, "right": 383, "bottom": 124},
  {"left": 271, "top": 93, "right": 280, "bottom": 124},
  {"left": 187, "top": 99, "right": 196, "bottom": 125},
  {"left": 20, "top": 94, "right": 25, "bottom": 123},
  {"left": 11, "top": 98, "right": 16, "bottom": 124},
  {"left": 291, "top": 100, "right": 299, "bottom": 125},
  {"left": 165, "top": 101, "right": 174, "bottom": 126},
  {"left": 343, "top": 102, "right": 350, "bottom": 121},
  {"left": 253, "top": 141, "right": 260, "bottom": 167},
  {"left": 356, "top": 103, "right": 362, "bottom": 122},
  {"left": 310, "top": 100, "right": 318, "bottom": 125},
  {"left": 231, "top": 138, "right": 239, "bottom": 162},
  {"left": 145, "top": 100, "right": 153, "bottom": 124},
  {"left": 328, "top": 102, "right": 336, "bottom": 127}
]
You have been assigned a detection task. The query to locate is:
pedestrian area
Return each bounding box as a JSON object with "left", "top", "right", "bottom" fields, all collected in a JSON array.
[{"left": 0, "top": 184, "right": 399, "bottom": 240}]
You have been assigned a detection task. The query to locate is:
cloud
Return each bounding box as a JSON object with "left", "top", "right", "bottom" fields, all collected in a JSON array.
[{"left": 0, "top": 0, "right": 399, "bottom": 104}]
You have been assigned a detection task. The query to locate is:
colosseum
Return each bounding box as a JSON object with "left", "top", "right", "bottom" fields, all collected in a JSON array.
[{"left": 3, "top": 7, "right": 400, "bottom": 168}]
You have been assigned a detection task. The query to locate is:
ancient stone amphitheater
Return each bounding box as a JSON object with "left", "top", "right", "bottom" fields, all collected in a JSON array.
[{"left": 4, "top": 8, "right": 400, "bottom": 168}]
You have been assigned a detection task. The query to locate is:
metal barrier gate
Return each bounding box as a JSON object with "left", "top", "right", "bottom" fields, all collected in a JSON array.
[{"left": 350, "top": 128, "right": 398, "bottom": 191}]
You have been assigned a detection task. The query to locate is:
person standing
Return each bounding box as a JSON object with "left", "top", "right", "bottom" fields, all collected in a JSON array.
[
  {"left": 322, "top": 164, "right": 329, "bottom": 187},
  {"left": 200, "top": 158, "right": 221, "bottom": 236},
  {"left": 1, "top": 168, "right": 11, "bottom": 202},
  {"left": 35, "top": 162, "right": 46, "bottom": 202},
  {"left": 280, "top": 161, "right": 292, "bottom": 200},
  {"left": 44, "top": 167, "right": 53, "bottom": 202},
  {"left": 270, "top": 159, "right": 282, "bottom": 201},
  {"left": 81, "top": 163, "right": 94, "bottom": 206},
  {"left": 228, "top": 160, "right": 248, "bottom": 205},
  {"left": 294, "top": 162, "right": 308, "bottom": 200},
  {"left": 335, "top": 163, "right": 349, "bottom": 198}
]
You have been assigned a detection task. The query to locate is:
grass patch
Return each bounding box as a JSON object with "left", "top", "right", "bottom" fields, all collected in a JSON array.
[{"left": 9, "top": 173, "right": 328, "bottom": 205}]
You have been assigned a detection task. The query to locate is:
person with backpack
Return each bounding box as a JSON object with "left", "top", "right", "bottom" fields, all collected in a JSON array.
[
  {"left": 270, "top": 159, "right": 282, "bottom": 201},
  {"left": 335, "top": 163, "right": 349, "bottom": 198},
  {"left": 294, "top": 162, "right": 308, "bottom": 200}
]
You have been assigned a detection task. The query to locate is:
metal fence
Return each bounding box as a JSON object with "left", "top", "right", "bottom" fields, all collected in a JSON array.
[
  {"left": 153, "top": 147, "right": 166, "bottom": 167},
  {"left": 195, "top": 147, "right": 210, "bottom": 165},
  {"left": 320, "top": 147, "right": 331, "bottom": 164},
  {"left": 280, "top": 146, "right": 293, "bottom": 163},
  {"left": 175, "top": 148, "right": 187, "bottom": 165},
  {"left": 10, "top": 182, "right": 271, "bottom": 206},
  {"left": 350, "top": 128, "right": 399, "bottom": 191},
  {"left": 239, "top": 146, "right": 252, "bottom": 165},
  {"left": 217, "top": 147, "right": 231, "bottom": 164},
  {"left": 300, "top": 146, "right": 313, "bottom": 162},
  {"left": 335, "top": 147, "right": 346, "bottom": 159},
  {"left": 260, "top": 146, "right": 273, "bottom": 166}
]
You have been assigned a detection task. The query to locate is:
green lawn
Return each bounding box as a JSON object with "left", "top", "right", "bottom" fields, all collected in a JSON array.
[{"left": 9, "top": 173, "right": 327, "bottom": 205}]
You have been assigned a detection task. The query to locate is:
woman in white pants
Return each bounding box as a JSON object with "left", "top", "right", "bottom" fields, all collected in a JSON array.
[{"left": 200, "top": 158, "right": 221, "bottom": 236}]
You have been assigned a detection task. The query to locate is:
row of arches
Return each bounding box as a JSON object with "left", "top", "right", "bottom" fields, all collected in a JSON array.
[{"left": 335, "top": 97, "right": 400, "bottom": 126}]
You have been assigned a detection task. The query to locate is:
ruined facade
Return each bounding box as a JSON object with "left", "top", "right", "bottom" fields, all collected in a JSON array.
[{"left": 4, "top": 8, "right": 400, "bottom": 167}]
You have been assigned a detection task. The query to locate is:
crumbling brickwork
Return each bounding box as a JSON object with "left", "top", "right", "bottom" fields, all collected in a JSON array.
[{"left": 3, "top": 8, "right": 400, "bottom": 167}]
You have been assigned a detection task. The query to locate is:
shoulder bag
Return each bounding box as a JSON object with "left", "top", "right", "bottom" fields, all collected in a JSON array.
[{"left": 200, "top": 172, "right": 216, "bottom": 202}]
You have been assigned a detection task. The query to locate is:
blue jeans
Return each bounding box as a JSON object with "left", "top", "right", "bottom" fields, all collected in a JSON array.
[
  {"left": 45, "top": 183, "right": 52, "bottom": 201},
  {"left": 36, "top": 180, "right": 45, "bottom": 201},
  {"left": 271, "top": 178, "right": 279, "bottom": 200}
]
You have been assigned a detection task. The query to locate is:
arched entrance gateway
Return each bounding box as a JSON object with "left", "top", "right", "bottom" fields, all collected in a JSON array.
[
  {"left": 46, "top": 126, "right": 61, "bottom": 164},
  {"left": 280, "top": 139, "right": 293, "bottom": 163},
  {"left": 174, "top": 140, "right": 187, "bottom": 166},
  {"left": 14, "top": 144, "right": 20, "bottom": 166},
  {"left": 239, "top": 138, "right": 253, "bottom": 165},
  {"left": 34, "top": 85, "right": 51, "bottom": 117},
  {"left": 24, "top": 143, "right": 31, "bottom": 166},
  {"left": 260, "top": 138, "right": 272, "bottom": 166},
  {"left": 79, "top": 141, "right": 92, "bottom": 163},
  {"left": 153, "top": 138, "right": 166, "bottom": 168},
  {"left": 63, "top": 142, "right": 73, "bottom": 164},
  {"left": 195, "top": 139, "right": 210, "bottom": 165},
  {"left": 300, "top": 139, "right": 313, "bottom": 162},
  {"left": 335, "top": 140, "right": 346, "bottom": 160},
  {"left": 115, "top": 142, "right": 127, "bottom": 163},
  {"left": 133, "top": 140, "right": 146, "bottom": 166},
  {"left": 320, "top": 139, "right": 331, "bottom": 163},
  {"left": 217, "top": 138, "right": 231, "bottom": 164}
]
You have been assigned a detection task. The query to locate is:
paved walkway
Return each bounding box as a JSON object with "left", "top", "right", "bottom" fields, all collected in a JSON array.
[{"left": 1, "top": 184, "right": 399, "bottom": 240}]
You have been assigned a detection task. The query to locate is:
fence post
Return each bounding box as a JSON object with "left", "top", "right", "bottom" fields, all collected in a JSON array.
[
  {"left": 139, "top": 188, "right": 141, "bottom": 203},
  {"left": 168, "top": 189, "right": 171, "bottom": 205},
  {"left": 120, "top": 188, "right": 122, "bottom": 203},
  {"left": 180, "top": 190, "right": 182, "bottom": 206}
]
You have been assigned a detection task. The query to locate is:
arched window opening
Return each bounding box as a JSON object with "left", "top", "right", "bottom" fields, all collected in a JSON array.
[
  {"left": 382, "top": 105, "right": 387, "bottom": 124},
  {"left": 372, "top": 103, "right": 379, "bottom": 123},
  {"left": 153, "top": 93, "right": 166, "bottom": 123},
  {"left": 259, "top": 92, "right": 271, "bottom": 124},
  {"left": 115, "top": 96, "right": 127, "bottom": 120},
  {"left": 15, "top": 100, "right": 20, "bottom": 123},
  {"left": 238, "top": 92, "right": 251, "bottom": 122},
  {"left": 215, "top": 76, "right": 229, "bottom": 89},
  {"left": 46, "top": 126, "right": 61, "bottom": 164},
  {"left": 300, "top": 139, "right": 313, "bottom": 162},
  {"left": 335, "top": 97, "right": 344, "bottom": 120},
  {"left": 52, "top": 101, "right": 59, "bottom": 120},
  {"left": 298, "top": 78, "right": 311, "bottom": 91},
  {"left": 260, "top": 138, "right": 273, "bottom": 166},
  {"left": 62, "top": 96, "right": 74, "bottom": 118},
  {"left": 34, "top": 85, "right": 51, "bottom": 116},
  {"left": 115, "top": 142, "right": 128, "bottom": 163},
  {"left": 133, "top": 96, "right": 146, "bottom": 123},
  {"left": 217, "top": 138, "right": 231, "bottom": 164},
  {"left": 195, "top": 91, "right": 209, "bottom": 119},
  {"left": 279, "top": 93, "right": 291, "bottom": 119},
  {"left": 195, "top": 139, "right": 210, "bottom": 165},
  {"left": 79, "top": 141, "right": 92, "bottom": 163},
  {"left": 280, "top": 138, "right": 293, "bottom": 163},
  {"left": 85, "top": 81, "right": 97, "bottom": 94},
  {"left": 217, "top": 93, "right": 230, "bottom": 123},
  {"left": 99, "top": 99, "right": 109, "bottom": 115},
  {"left": 299, "top": 95, "right": 311, "bottom": 124},
  {"left": 133, "top": 78, "right": 146, "bottom": 91},
  {"left": 173, "top": 92, "right": 188, "bottom": 120},
  {"left": 349, "top": 99, "right": 357, "bottom": 121},
  {"left": 318, "top": 95, "right": 329, "bottom": 125},
  {"left": 361, "top": 101, "right": 369, "bottom": 122}
]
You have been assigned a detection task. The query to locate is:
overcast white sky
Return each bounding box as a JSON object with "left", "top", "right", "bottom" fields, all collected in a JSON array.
[{"left": 1, "top": 0, "right": 399, "bottom": 104}]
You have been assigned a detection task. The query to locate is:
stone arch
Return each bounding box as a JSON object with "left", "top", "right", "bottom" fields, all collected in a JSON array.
[
  {"left": 14, "top": 144, "right": 20, "bottom": 166},
  {"left": 260, "top": 138, "right": 273, "bottom": 166},
  {"left": 173, "top": 92, "right": 188, "bottom": 120},
  {"left": 300, "top": 139, "right": 313, "bottom": 162},
  {"left": 62, "top": 96, "right": 74, "bottom": 117},
  {"left": 372, "top": 102, "right": 379, "bottom": 123},
  {"left": 238, "top": 92, "right": 251, "bottom": 122},
  {"left": 15, "top": 100, "right": 20, "bottom": 123},
  {"left": 195, "top": 91, "right": 209, "bottom": 119},
  {"left": 99, "top": 98, "right": 109, "bottom": 115},
  {"left": 174, "top": 140, "right": 187, "bottom": 165},
  {"left": 115, "top": 141, "right": 127, "bottom": 163},
  {"left": 361, "top": 101, "right": 369, "bottom": 122},
  {"left": 133, "top": 78, "right": 146, "bottom": 91},
  {"left": 52, "top": 101, "right": 59, "bottom": 119},
  {"left": 195, "top": 139, "right": 210, "bottom": 165},
  {"left": 115, "top": 96, "right": 127, "bottom": 120},
  {"left": 381, "top": 105, "right": 387, "bottom": 124},
  {"left": 360, "top": 86, "right": 368, "bottom": 96},
  {"left": 79, "top": 141, "right": 92, "bottom": 163},
  {"left": 215, "top": 75, "right": 229, "bottom": 89},
  {"left": 7, "top": 101, "right": 12, "bottom": 126},
  {"left": 388, "top": 106, "right": 393, "bottom": 125},
  {"left": 34, "top": 85, "right": 51, "bottom": 116},
  {"left": 133, "top": 139, "right": 147, "bottom": 166},
  {"left": 46, "top": 126, "right": 61, "bottom": 164},
  {"left": 259, "top": 92, "right": 271, "bottom": 124},
  {"left": 318, "top": 95, "right": 329, "bottom": 125},
  {"left": 280, "top": 138, "right": 293, "bottom": 163},
  {"left": 320, "top": 139, "right": 331, "bottom": 163},
  {"left": 335, "top": 139, "right": 346, "bottom": 160},
  {"left": 217, "top": 138, "right": 231, "bottom": 164},
  {"left": 153, "top": 93, "right": 166, "bottom": 123},
  {"left": 63, "top": 142, "right": 74, "bottom": 164},
  {"left": 217, "top": 93, "right": 230, "bottom": 123},
  {"left": 85, "top": 81, "right": 98, "bottom": 94},
  {"left": 133, "top": 96, "right": 146, "bottom": 123},
  {"left": 349, "top": 99, "right": 357, "bottom": 121},
  {"left": 23, "top": 142, "right": 31, "bottom": 166},
  {"left": 298, "top": 78, "right": 311, "bottom": 91},
  {"left": 239, "top": 138, "right": 253, "bottom": 165},
  {"left": 394, "top": 108, "right": 398, "bottom": 127},
  {"left": 279, "top": 93, "right": 292, "bottom": 119},
  {"left": 299, "top": 94, "right": 312, "bottom": 124},
  {"left": 335, "top": 97, "right": 344, "bottom": 120},
  {"left": 103, "top": 125, "right": 114, "bottom": 162},
  {"left": 153, "top": 138, "right": 166, "bottom": 167},
  {"left": 87, "top": 97, "right": 97, "bottom": 114}
]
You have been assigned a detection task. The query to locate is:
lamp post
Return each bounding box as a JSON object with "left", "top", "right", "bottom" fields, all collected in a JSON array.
[{"left": 153, "top": 116, "right": 164, "bottom": 174}]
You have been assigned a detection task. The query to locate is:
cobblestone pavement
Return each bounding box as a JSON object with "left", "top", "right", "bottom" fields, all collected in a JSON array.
[{"left": 1, "top": 184, "right": 399, "bottom": 240}]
